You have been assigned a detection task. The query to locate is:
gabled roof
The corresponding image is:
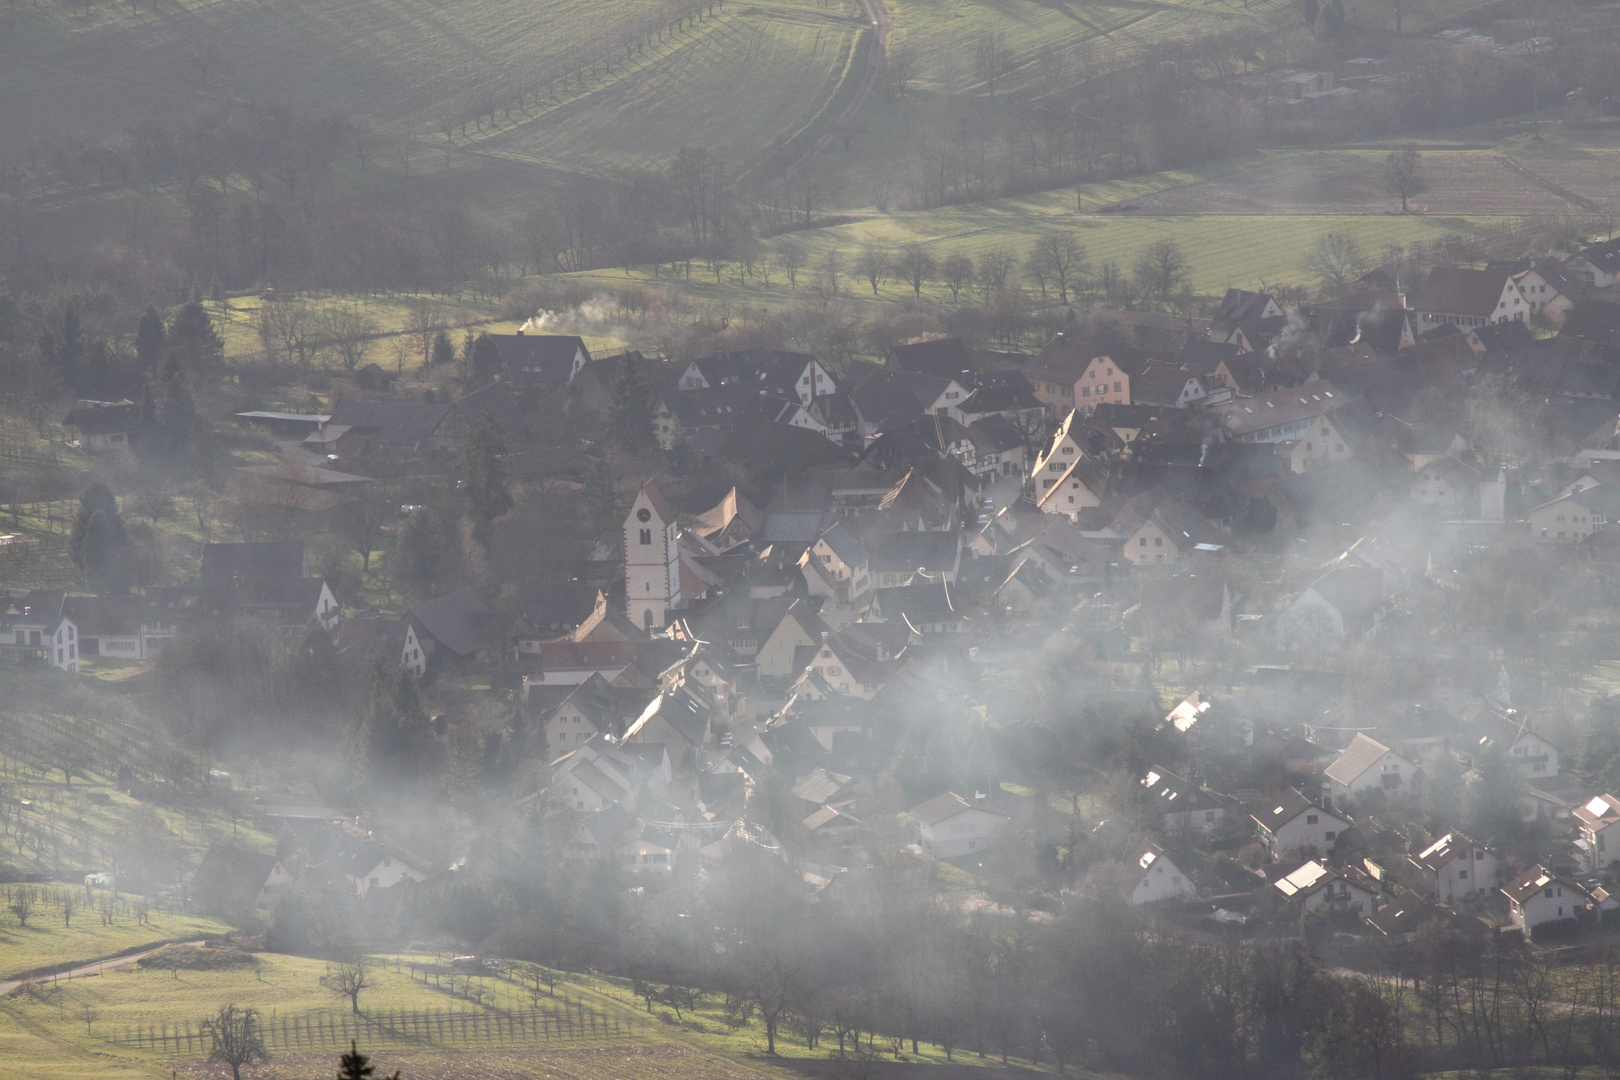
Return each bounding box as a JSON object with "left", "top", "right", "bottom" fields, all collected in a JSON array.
[
  {"left": 323, "top": 399, "right": 452, "bottom": 446},
  {"left": 1130, "top": 361, "right": 1204, "bottom": 406},
  {"left": 1409, "top": 267, "right": 1513, "bottom": 317},
  {"left": 792, "top": 767, "right": 854, "bottom": 806},
  {"left": 1253, "top": 788, "right": 1346, "bottom": 832},
  {"left": 1139, "top": 765, "right": 1223, "bottom": 813},
  {"left": 1212, "top": 380, "right": 1346, "bottom": 437},
  {"left": 888, "top": 337, "right": 978, "bottom": 381},
  {"left": 866, "top": 530, "right": 959, "bottom": 574},
  {"left": 1323, "top": 732, "right": 1398, "bottom": 785},
  {"left": 200, "top": 542, "right": 306, "bottom": 587},
  {"left": 1214, "top": 289, "right": 1281, "bottom": 325},
  {"left": 692, "top": 488, "right": 765, "bottom": 544},
  {"left": 64, "top": 400, "right": 140, "bottom": 434},
  {"left": 1273, "top": 860, "right": 1334, "bottom": 898},
  {"left": 1131, "top": 839, "right": 1172, "bottom": 872},
  {"left": 334, "top": 615, "right": 413, "bottom": 663},
  {"left": 1572, "top": 237, "right": 1620, "bottom": 275},
  {"left": 909, "top": 791, "right": 1007, "bottom": 826},
  {"left": 1502, "top": 864, "right": 1582, "bottom": 905},
  {"left": 1574, "top": 793, "right": 1620, "bottom": 831},
  {"left": 1410, "top": 831, "right": 1485, "bottom": 871},
  {"left": 815, "top": 521, "right": 869, "bottom": 568},
  {"left": 189, "top": 844, "right": 279, "bottom": 913},
  {"left": 409, "top": 587, "right": 510, "bottom": 657},
  {"left": 493, "top": 333, "right": 589, "bottom": 381}
]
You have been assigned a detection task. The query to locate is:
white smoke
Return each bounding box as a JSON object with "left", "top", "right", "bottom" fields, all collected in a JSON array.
[{"left": 519, "top": 294, "right": 619, "bottom": 335}]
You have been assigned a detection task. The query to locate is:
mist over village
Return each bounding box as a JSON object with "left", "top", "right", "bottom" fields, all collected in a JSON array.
[{"left": 1, "top": 0, "right": 1620, "bottom": 1075}]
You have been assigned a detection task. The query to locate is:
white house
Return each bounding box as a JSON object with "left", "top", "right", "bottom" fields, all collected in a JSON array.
[
  {"left": 1575, "top": 793, "right": 1620, "bottom": 873},
  {"left": 1140, "top": 765, "right": 1226, "bottom": 836},
  {"left": 1274, "top": 565, "right": 1387, "bottom": 652},
  {"left": 910, "top": 791, "right": 1009, "bottom": 859},
  {"left": 1273, "top": 860, "right": 1378, "bottom": 914},
  {"left": 340, "top": 845, "right": 431, "bottom": 896},
  {"left": 1408, "top": 832, "right": 1499, "bottom": 903},
  {"left": 1130, "top": 841, "right": 1196, "bottom": 904},
  {"left": 1503, "top": 865, "right": 1601, "bottom": 936},
  {"left": 1408, "top": 266, "right": 1529, "bottom": 331},
  {"left": 1565, "top": 238, "right": 1620, "bottom": 290},
  {"left": 1323, "top": 733, "right": 1421, "bottom": 804},
  {"left": 1252, "top": 788, "right": 1351, "bottom": 862},
  {"left": 0, "top": 590, "right": 80, "bottom": 673},
  {"left": 1475, "top": 712, "right": 1559, "bottom": 781}
]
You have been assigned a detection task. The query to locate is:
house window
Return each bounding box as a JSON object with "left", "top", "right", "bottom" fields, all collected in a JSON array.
[
  {"left": 639, "top": 528, "right": 652, "bottom": 545},
  {"left": 1306, "top": 814, "right": 1318, "bottom": 824},
  {"left": 1154, "top": 537, "right": 1163, "bottom": 547},
  {"left": 1324, "top": 831, "right": 1336, "bottom": 841},
  {"left": 1458, "top": 870, "right": 1468, "bottom": 879},
  {"left": 1139, "top": 537, "right": 1147, "bottom": 547}
]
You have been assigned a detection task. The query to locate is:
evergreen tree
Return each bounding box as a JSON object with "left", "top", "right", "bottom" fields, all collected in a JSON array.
[
  {"left": 466, "top": 332, "right": 502, "bottom": 381},
  {"left": 355, "top": 650, "right": 430, "bottom": 778},
  {"left": 338, "top": 1039, "right": 400, "bottom": 1080},
  {"left": 167, "top": 301, "right": 224, "bottom": 374},
  {"left": 608, "top": 353, "right": 654, "bottom": 453},
  {"left": 394, "top": 504, "right": 459, "bottom": 598},
  {"left": 134, "top": 304, "right": 167, "bottom": 378},
  {"left": 68, "top": 482, "right": 132, "bottom": 592},
  {"left": 459, "top": 414, "right": 514, "bottom": 545},
  {"left": 583, "top": 457, "right": 619, "bottom": 534},
  {"left": 429, "top": 329, "right": 456, "bottom": 367},
  {"left": 39, "top": 299, "right": 86, "bottom": 388}
]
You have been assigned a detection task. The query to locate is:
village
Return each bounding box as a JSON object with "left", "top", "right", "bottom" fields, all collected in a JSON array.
[{"left": 4, "top": 233, "right": 1618, "bottom": 955}]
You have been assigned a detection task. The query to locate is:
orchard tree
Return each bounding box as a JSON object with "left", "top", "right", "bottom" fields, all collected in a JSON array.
[
  {"left": 1385, "top": 146, "right": 1426, "bottom": 213},
  {"left": 203, "top": 1004, "right": 268, "bottom": 1080}
]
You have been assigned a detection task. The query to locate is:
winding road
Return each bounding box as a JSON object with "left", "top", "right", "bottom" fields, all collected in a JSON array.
[{"left": 0, "top": 940, "right": 205, "bottom": 998}]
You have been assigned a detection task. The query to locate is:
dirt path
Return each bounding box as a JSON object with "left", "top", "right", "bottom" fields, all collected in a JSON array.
[
  {"left": 0, "top": 939, "right": 204, "bottom": 997},
  {"left": 799, "top": 0, "right": 888, "bottom": 169}
]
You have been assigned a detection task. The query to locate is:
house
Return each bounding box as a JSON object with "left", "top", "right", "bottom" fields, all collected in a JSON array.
[
  {"left": 623, "top": 684, "right": 714, "bottom": 759},
  {"left": 310, "top": 399, "right": 458, "bottom": 453},
  {"left": 625, "top": 481, "right": 682, "bottom": 631},
  {"left": 336, "top": 843, "right": 431, "bottom": 896},
  {"left": 1273, "top": 860, "right": 1378, "bottom": 914},
  {"left": 802, "top": 523, "right": 872, "bottom": 606},
  {"left": 888, "top": 337, "right": 979, "bottom": 382},
  {"left": 1513, "top": 260, "right": 1582, "bottom": 325},
  {"left": 226, "top": 463, "right": 372, "bottom": 537},
  {"left": 0, "top": 590, "right": 80, "bottom": 672},
  {"left": 1071, "top": 354, "right": 1131, "bottom": 412},
  {"left": 1211, "top": 380, "right": 1349, "bottom": 445},
  {"left": 1527, "top": 489, "right": 1603, "bottom": 544},
  {"left": 1031, "top": 409, "right": 1104, "bottom": 490},
  {"left": 753, "top": 600, "right": 830, "bottom": 681},
  {"left": 866, "top": 583, "right": 966, "bottom": 634},
  {"left": 1129, "top": 577, "right": 1232, "bottom": 638},
  {"left": 1473, "top": 711, "right": 1560, "bottom": 781},
  {"left": 805, "top": 623, "right": 909, "bottom": 698},
  {"left": 848, "top": 370, "right": 971, "bottom": 438},
  {"left": 1408, "top": 832, "right": 1499, "bottom": 903},
  {"left": 1408, "top": 266, "right": 1529, "bottom": 331},
  {"left": 1037, "top": 455, "right": 1111, "bottom": 517},
  {"left": 188, "top": 844, "right": 292, "bottom": 916},
  {"left": 1209, "top": 289, "right": 1284, "bottom": 343},
  {"left": 495, "top": 331, "right": 591, "bottom": 387},
  {"left": 866, "top": 530, "right": 961, "bottom": 588},
  {"left": 59, "top": 594, "right": 173, "bottom": 661},
  {"left": 1323, "top": 733, "right": 1420, "bottom": 804},
  {"left": 1274, "top": 565, "right": 1387, "bottom": 651},
  {"left": 334, "top": 615, "right": 426, "bottom": 678},
  {"left": 408, "top": 587, "right": 516, "bottom": 668},
  {"left": 1139, "top": 766, "right": 1226, "bottom": 835},
  {"left": 1130, "top": 361, "right": 1208, "bottom": 409},
  {"left": 1565, "top": 237, "right": 1620, "bottom": 289},
  {"left": 1503, "top": 865, "right": 1598, "bottom": 936},
  {"left": 1410, "top": 456, "right": 1484, "bottom": 513},
  {"left": 201, "top": 542, "right": 309, "bottom": 587},
  {"left": 909, "top": 792, "right": 1010, "bottom": 858},
  {"left": 683, "top": 349, "right": 838, "bottom": 406},
  {"left": 1252, "top": 788, "right": 1351, "bottom": 861},
  {"left": 1130, "top": 841, "right": 1196, "bottom": 904},
  {"left": 1116, "top": 500, "right": 1225, "bottom": 565},
  {"left": 63, "top": 400, "right": 140, "bottom": 452},
  {"left": 532, "top": 675, "right": 650, "bottom": 755},
  {"left": 1575, "top": 794, "right": 1620, "bottom": 873}
]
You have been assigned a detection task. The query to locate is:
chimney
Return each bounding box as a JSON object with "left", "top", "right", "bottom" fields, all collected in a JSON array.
[{"left": 516, "top": 328, "right": 524, "bottom": 337}]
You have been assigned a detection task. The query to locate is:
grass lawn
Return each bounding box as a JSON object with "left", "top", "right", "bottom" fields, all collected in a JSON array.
[
  {"left": 0, "top": 905, "right": 231, "bottom": 981},
  {"left": 0, "top": 951, "right": 1117, "bottom": 1080}
]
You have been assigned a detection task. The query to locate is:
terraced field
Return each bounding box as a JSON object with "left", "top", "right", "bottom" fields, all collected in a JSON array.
[{"left": 472, "top": 1, "right": 866, "bottom": 175}]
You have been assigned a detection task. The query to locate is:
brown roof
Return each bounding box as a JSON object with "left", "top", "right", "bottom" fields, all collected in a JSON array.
[
  {"left": 1212, "top": 380, "right": 1346, "bottom": 438},
  {"left": 1574, "top": 793, "right": 1620, "bottom": 831},
  {"left": 1409, "top": 267, "right": 1512, "bottom": 318},
  {"left": 1323, "top": 732, "right": 1396, "bottom": 785},
  {"left": 640, "top": 480, "right": 676, "bottom": 524}
]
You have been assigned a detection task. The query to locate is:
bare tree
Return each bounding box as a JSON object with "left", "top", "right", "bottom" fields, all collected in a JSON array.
[
  {"left": 857, "top": 242, "right": 890, "bottom": 296},
  {"left": 1132, "top": 239, "right": 1190, "bottom": 307},
  {"left": 887, "top": 41, "right": 915, "bottom": 98},
  {"left": 977, "top": 246, "right": 1018, "bottom": 301},
  {"left": 1031, "top": 232, "right": 1087, "bottom": 304},
  {"left": 322, "top": 304, "right": 381, "bottom": 372},
  {"left": 403, "top": 298, "right": 445, "bottom": 367},
  {"left": 940, "top": 252, "right": 974, "bottom": 302},
  {"left": 819, "top": 249, "right": 845, "bottom": 296},
  {"left": 1303, "top": 232, "right": 1368, "bottom": 295},
  {"left": 895, "top": 243, "right": 937, "bottom": 299},
  {"left": 974, "top": 31, "right": 1009, "bottom": 97},
  {"left": 321, "top": 956, "right": 372, "bottom": 1014},
  {"left": 1385, "top": 146, "right": 1426, "bottom": 213},
  {"left": 257, "top": 299, "right": 319, "bottom": 366},
  {"left": 203, "top": 1004, "right": 269, "bottom": 1080},
  {"left": 777, "top": 238, "right": 806, "bottom": 289}
]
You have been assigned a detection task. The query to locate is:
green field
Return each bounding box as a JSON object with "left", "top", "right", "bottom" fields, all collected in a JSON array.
[
  {"left": 0, "top": 950, "right": 1108, "bottom": 1080},
  {"left": 0, "top": 901, "right": 229, "bottom": 981}
]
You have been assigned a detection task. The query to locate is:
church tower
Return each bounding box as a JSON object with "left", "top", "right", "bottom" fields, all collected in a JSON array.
[{"left": 624, "top": 481, "right": 681, "bottom": 631}]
